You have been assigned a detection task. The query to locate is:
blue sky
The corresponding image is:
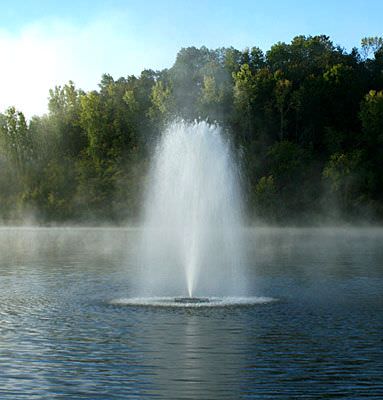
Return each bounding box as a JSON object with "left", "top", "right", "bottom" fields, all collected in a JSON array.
[{"left": 0, "top": 0, "right": 382, "bottom": 116}]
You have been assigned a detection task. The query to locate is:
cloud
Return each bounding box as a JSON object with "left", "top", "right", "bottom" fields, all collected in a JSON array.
[{"left": 0, "top": 14, "right": 172, "bottom": 118}]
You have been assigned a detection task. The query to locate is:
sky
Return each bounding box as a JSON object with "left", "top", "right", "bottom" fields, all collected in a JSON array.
[{"left": 0, "top": 0, "right": 382, "bottom": 117}]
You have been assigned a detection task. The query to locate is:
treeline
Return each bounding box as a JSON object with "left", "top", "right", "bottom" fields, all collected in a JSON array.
[{"left": 0, "top": 35, "right": 383, "bottom": 224}]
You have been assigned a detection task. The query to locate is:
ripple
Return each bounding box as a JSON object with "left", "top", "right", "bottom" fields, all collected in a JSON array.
[{"left": 109, "top": 296, "right": 276, "bottom": 308}]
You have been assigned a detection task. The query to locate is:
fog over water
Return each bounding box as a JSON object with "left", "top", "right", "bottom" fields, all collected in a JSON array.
[{"left": 0, "top": 227, "right": 382, "bottom": 398}]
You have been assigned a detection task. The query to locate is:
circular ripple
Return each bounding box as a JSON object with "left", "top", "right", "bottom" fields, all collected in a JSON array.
[{"left": 110, "top": 296, "right": 276, "bottom": 308}]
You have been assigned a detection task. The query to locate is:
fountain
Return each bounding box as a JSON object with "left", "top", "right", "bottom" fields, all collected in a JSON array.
[
  {"left": 137, "top": 120, "right": 248, "bottom": 304},
  {"left": 174, "top": 297, "right": 210, "bottom": 304}
]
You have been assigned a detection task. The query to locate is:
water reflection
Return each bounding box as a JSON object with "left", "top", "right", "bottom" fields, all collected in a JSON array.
[{"left": 130, "top": 310, "right": 251, "bottom": 399}]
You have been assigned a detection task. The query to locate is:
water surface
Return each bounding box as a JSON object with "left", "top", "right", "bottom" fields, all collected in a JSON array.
[{"left": 0, "top": 227, "right": 382, "bottom": 399}]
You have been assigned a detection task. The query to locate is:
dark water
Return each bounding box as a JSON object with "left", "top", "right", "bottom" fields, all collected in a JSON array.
[{"left": 0, "top": 227, "right": 382, "bottom": 399}]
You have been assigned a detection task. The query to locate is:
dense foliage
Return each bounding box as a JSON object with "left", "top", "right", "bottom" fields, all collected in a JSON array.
[{"left": 1, "top": 35, "right": 383, "bottom": 224}]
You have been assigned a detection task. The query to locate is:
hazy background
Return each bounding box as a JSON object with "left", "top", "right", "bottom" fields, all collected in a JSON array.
[{"left": 0, "top": 1, "right": 382, "bottom": 225}]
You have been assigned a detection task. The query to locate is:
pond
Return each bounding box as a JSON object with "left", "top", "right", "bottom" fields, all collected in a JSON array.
[{"left": 0, "top": 227, "right": 382, "bottom": 399}]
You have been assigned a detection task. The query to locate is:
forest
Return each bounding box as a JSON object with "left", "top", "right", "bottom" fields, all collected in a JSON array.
[{"left": 0, "top": 35, "right": 382, "bottom": 224}]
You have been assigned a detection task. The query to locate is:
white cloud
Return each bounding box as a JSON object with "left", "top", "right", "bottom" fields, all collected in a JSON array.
[{"left": 0, "top": 14, "right": 172, "bottom": 118}]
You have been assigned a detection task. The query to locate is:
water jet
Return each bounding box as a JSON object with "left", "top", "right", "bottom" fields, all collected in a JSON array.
[{"left": 139, "top": 120, "right": 247, "bottom": 298}]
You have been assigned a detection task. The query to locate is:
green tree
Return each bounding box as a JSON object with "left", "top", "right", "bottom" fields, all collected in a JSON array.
[
  {"left": 274, "top": 74, "right": 292, "bottom": 140},
  {"left": 322, "top": 151, "right": 371, "bottom": 215},
  {"left": 0, "top": 107, "right": 31, "bottom": 175},
  {"left": 148, "top": 80, "right": 174, "bottom": 124},
  {"left": 361, "top": 37, "right": 383, "bottom": 59},
  {"left": 254, "top": 175, "right": 277, "bottom": 221}
]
